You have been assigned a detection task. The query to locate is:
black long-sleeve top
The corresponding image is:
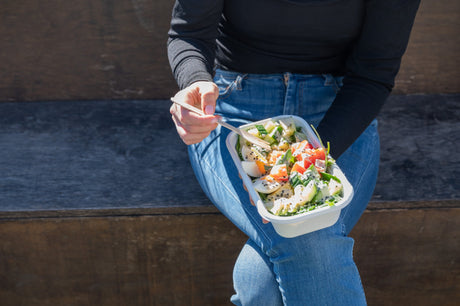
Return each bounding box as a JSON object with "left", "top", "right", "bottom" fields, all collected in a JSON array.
[{"left": 167, "top": 0, "right": 420, "bottom": 157}]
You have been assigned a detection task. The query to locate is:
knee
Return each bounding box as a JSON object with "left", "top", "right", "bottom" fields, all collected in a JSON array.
[{"left": 231, "top": 240, "right": 283, "bottom": 306}]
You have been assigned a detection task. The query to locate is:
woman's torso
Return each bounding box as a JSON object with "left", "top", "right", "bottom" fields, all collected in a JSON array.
[{"left": 216, "top": 0, "right": 365, "bottom": 75}]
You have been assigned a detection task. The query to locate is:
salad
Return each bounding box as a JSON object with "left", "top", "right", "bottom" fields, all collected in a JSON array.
[{"left": 236, "top": 119, "right": 344, "bottom": 216}]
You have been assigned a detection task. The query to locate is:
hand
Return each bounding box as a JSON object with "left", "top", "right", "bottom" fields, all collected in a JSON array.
[{"left": 170, "top": 81, "right": 220, "bottom": 145}]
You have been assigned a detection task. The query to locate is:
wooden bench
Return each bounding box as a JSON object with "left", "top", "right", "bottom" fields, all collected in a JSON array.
[
  {"left": 0, "top": 0, "right": 459, "bottom": 305},
  {"left": 1, "top": 95, "right": 458, "bottom": 306}
]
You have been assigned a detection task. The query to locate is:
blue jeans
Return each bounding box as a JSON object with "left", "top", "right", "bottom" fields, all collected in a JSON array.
[{"left": 188, "top": 69, "right": 380, "bottom": 305}]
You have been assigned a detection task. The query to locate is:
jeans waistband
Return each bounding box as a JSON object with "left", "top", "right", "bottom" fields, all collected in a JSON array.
[{"left": 214, "top": 68, "right": 343, "bottom": 87}]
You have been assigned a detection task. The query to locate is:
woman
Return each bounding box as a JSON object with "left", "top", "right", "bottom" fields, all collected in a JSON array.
[{"left": 167, "top": 1, "right": 420, "bottom": 305}]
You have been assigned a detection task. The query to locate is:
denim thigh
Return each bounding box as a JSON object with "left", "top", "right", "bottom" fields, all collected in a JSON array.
[{"left": 188, "top": 69, "right": 377, "bottom": 305}]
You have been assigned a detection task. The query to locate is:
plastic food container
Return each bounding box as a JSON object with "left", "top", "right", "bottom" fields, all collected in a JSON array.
[{"left": 226, "top": 115, "right": 354, "bottom": 238}]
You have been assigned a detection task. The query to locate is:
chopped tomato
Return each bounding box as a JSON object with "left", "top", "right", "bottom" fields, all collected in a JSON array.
[
  {"left": 270, "top": 164, "right": 289, "bottom": 181},
  {"left": 305, "top": 147, "right": 326, "bottom": 163},
  {"left": 303, "top": 157, "right": 313, "bottom": 169},
  {"left": 297, "top": 153, "right": 313, "bottom": 169},
  {"left": 291, "top": 161, "right": 306, "bottom": 174}
]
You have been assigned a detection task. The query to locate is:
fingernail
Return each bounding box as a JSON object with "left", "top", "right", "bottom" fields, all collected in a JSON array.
[{"left": 205, "top": 105, "right": 214, "bottom": 115}]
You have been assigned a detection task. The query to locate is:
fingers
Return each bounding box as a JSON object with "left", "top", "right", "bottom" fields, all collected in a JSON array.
[
  {"left": 196, "top": 81, "right": 219, "bottom": 115},
  {"left": 170, "top": 114, "right": 212, "bottom": 145},
  {"left": 170, "top": 81, "right": 219, "bottom": 145},
  {"left": 174, "top": 81, "right": 219, "bottom": 114}
]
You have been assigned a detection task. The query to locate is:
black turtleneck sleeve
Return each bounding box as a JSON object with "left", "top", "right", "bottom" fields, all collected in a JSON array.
[{"left": 316, "top": 0, "right": 420, "bottom": 157}]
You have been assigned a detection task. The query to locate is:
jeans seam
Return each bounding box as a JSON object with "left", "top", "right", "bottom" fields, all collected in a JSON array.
[{"left": 340, "top": 129, "right": 378, "bottom": 236}]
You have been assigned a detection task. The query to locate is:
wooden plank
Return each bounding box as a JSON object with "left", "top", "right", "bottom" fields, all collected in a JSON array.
[
  {"left": 0, "top": 0, "right": 458, "bottom": 102},
  {"left": 0, "top": 99, "right": 211, "bottom": 213},
  {"left": 0, "top": 0, "right": 178, "bottom": 102},
  {"left": 352, "top": 208, "right": 460, "bottom": 306},
  {"left": 0, "top": 95, "right": 459, "bottom": 214},
  {"left": 0, "top": 214, "right": 246, "bottom": 306},
  {"left": 372, "top": 94, "right": 460, "bottom": 202},
  {"left": 1, "top": 199, "right": 459, "bottom": 221},
  {"left": 0, "top": 207, "right": 458, "bottom": 305}
]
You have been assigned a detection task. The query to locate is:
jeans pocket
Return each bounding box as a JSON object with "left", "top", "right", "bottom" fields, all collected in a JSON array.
[{"left": 214, "top": 70, "right": 244, "bottom": 99}]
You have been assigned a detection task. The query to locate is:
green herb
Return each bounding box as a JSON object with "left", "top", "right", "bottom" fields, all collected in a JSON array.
[
  {"left": 277, "top": 149, "right": 296, "bottom": 166},
  {"left": 320, "top": 172, "right": 341, "bottom": 183}
]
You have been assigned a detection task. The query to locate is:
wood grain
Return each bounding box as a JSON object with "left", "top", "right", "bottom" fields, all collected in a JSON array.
[
  {"left": 352, "top": 207, "right": 460, "bottom": 306},
  {"left": 0, "top": 206, "right": 458, "bottom": 306},
  {"left": 0, "top": 0, "right": 458, "bottom": 102},
  {"left": 0, "top": 0, "right": 177, "bottom": 102},
  {"left": 0, "top": 214, "right": 246, "bottom": 306}
]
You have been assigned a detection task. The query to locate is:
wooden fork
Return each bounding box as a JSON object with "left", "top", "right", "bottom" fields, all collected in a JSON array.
[{"left": 170, "top": 97, "right": 272, "bottom": 150}]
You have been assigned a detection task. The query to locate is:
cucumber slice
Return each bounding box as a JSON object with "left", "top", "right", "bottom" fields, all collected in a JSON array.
[
  {"left": 263, "top": 121, "right": 277, "bottom": 133},
  {"left": 263, "top": 134, "right": 277, "bottom": 144},
  {"left": 312, "top": 181, "right": 330, "bottom": 203}
]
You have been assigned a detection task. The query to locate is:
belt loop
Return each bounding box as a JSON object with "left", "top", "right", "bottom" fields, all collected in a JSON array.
[
  {"left": 284, "top": 72, "right": 290, "bottom": 86},
  {"left": 235, "top": 74, "right": 246, "bottom": 90},
  {"left": 322, "top": 74, "right": 334, "bottom": 86}
]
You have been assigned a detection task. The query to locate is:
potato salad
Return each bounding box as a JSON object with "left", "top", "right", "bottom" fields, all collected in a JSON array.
[{"left": 236, "top": 119, "right": 343, "bottom": 216}]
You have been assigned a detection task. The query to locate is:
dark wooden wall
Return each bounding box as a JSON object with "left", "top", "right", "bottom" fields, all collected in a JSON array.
[
  {"left": 0, "top": 0, "right": 459, "bottom": 103},
  {"left": 0, "top": 0, "right": 176, "bottom": 102}
]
